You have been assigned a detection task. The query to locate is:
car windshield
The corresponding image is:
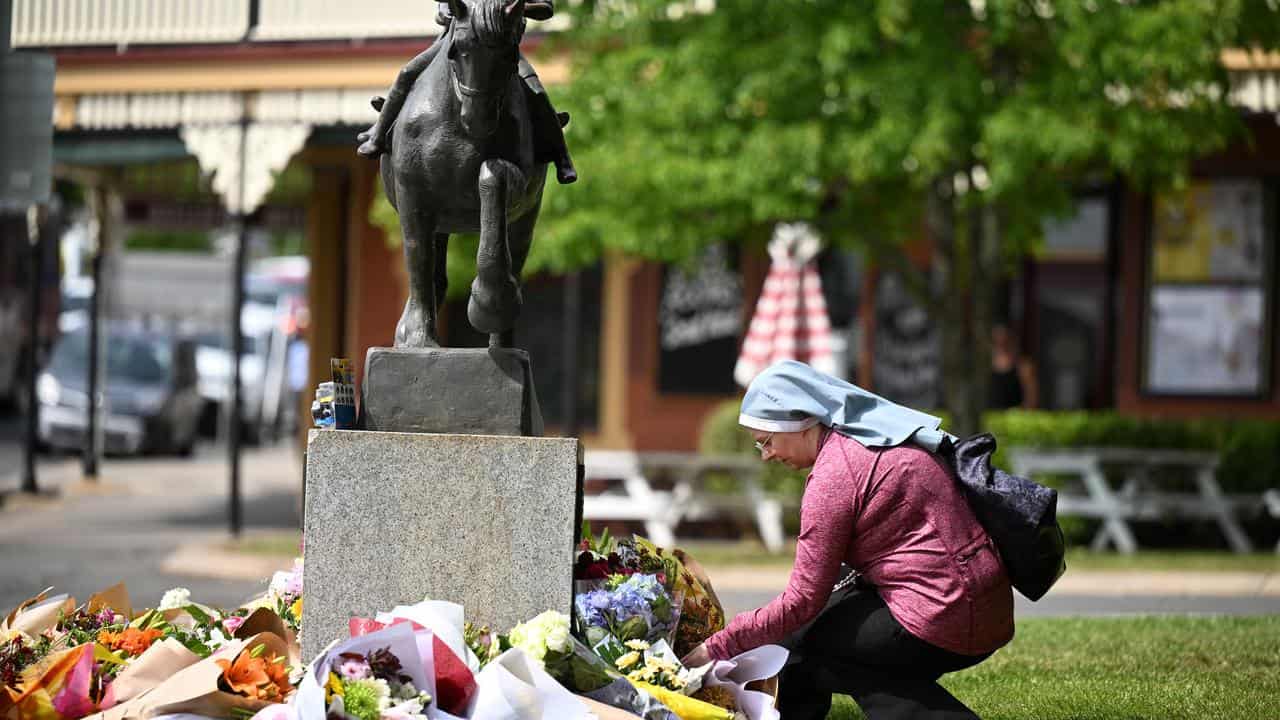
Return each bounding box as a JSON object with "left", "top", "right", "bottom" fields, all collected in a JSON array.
[{"left": 50, "top": 331, "right": 172, "bottom": 384}]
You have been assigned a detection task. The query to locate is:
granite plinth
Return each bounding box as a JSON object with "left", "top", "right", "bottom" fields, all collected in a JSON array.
[
  {"left": 361, "top": 346, "right": 544, "bottom": 436},
  {"left": 301, "top": 429, "right": 582, "bottom": 659}
]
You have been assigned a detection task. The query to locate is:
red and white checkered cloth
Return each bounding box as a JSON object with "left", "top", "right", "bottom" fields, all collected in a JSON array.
[{"left": 734, "top": 222, "right": 838, "bottom": 387}]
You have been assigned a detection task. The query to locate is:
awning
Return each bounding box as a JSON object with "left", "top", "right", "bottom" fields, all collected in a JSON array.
[
  {"left": 53, "top": 133, "right": 190, "bottom": 166},
  {"left": 68, "top": 88, "right": 381, "bottom": 131}
]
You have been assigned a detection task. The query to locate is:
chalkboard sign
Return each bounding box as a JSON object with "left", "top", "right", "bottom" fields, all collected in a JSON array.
[
  {"left": 872, "top": 271, "right": 941, "bottom": 408},
  {"left": 657, "top": 244, "right": 743, "bottom": 394}
]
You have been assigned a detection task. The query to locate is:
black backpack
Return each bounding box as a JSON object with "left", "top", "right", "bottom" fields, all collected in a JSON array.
[{"left": 939, "top": 433, "right": 1066, "bottom": 601}]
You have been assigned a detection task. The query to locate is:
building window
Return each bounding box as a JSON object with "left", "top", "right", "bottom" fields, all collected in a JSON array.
[
  {"left": 1143, "top": 179, "right": 1274, "bottom": 396},
  {"left": 1032, "top": 195, "right": 1112, "bottom": 410}
]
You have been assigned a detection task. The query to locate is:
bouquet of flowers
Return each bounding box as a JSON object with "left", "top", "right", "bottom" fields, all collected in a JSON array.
[
  {"left": 263, "top": 558, "right": 305, "bottom": 633},
  {"left": 605, "top": 639, "right": 732, "bottom": 720},
  {"left": 574, "top": 525, "right": 680, "bottom": 589},
  {"left": 604, "top": 640, "right": 788, "bottom": 720},
  {"left": 319, "top": 646, "right": 432, "bottom": 720},
  {"left": 574, "top": 574, "right": 683, "bottom": 654},
  {"left": 217, "top": 640, "right": 293, "bottom": 704},
  {"left": 1, "top": 584, "right": 141, "bottom": 718},
  {"left": 574, "top": 524, "right": 726, "bottom": 657},
  {"left": 480, "top": 611, "right": 677, "bottom": 720}
]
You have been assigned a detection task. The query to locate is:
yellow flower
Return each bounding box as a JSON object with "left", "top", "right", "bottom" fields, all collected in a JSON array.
[
  {"left": 327, "top": 671, "right": 345, "bottom": 697},
  {"left": 616, "top": 651, "right": 641, "bottom": 670},
  {"left": 624, "top": 640, "right": 650, "bottom": 651},
  {"left": 289, "top": 597, "right": 303, "bottom": 618}
]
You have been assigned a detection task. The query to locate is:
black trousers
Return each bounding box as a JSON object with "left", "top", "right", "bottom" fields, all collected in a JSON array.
[{"left": 778, "top": 583, "right": 992, "bottom": 720}]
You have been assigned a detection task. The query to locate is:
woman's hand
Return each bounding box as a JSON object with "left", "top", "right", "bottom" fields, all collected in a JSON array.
[{"left": 681, "top": 643, "right": 712, "bottom": 668}]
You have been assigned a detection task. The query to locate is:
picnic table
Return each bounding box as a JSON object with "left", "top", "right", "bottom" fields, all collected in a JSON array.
[
  {"left": 1008, "top": 447, "right": 1259, "bottom": 554},
  {"left": 582, "top": 450, "right": 788, "bottom": 552}
]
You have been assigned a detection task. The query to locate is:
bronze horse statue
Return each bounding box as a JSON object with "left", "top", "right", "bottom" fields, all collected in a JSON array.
[{"left": 378, "top": 0, "right": 550, "bottom": 348}]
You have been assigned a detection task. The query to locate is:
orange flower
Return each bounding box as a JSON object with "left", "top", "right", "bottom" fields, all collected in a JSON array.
[
  {"left": 217, "top": 650, "right": 272, "bottom": 699},
  {"left": 114, "top": 628, "right": 164, "bottom": 656},
  {"left": 96, "top": 629, "right": 121, "bottom": 647},
  {"left": 263, "top": 656, "right": 292, "bottom": 699}
]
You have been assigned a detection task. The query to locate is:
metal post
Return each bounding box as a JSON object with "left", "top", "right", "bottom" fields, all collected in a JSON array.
[
  {"left": 21, "top": 205, "right": 41, "bottom": 494},
  {"left": 560, "top": 271, "right": 582, "bottom": 438},
  {"left": 83, "top": 192, "right": 104, "bottom": 479},
  {"left": 228, "top": 113, "right": 249, "bottom": 536}
]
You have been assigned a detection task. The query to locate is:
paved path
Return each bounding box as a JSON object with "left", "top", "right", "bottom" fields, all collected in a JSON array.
[{"left": 0, "top": 442, "right": 303, "bottom": 612}]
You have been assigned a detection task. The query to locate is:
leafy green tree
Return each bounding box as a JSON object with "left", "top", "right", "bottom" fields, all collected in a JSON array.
[{"left": 529, "top": 0, "right": 1280, "bottom": 434}]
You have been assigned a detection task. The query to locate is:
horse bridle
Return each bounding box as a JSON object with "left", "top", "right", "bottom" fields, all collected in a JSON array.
[{"left": 452, "top": 69, "right": 512, "bottom": 100}]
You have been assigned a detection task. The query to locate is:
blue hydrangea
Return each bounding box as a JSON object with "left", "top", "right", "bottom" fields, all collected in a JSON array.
[
  {"left": 575, "top": 574, "right": 672, "bottom": 634},
  {"left": 575, "top": 589, "right": 614, "bottom": 628}
]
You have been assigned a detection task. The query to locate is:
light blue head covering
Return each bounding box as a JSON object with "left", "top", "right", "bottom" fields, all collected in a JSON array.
[{"left": 739, "top": 360, "right": 953, "bottom": 452}]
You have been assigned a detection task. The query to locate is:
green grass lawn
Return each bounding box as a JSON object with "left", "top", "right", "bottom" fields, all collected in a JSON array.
[{"left": 824, "top": 616, "right": 1280, "bottom": 719}]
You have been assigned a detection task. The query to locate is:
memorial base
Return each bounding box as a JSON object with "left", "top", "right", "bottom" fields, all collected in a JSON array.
[
  {"left": 301, "top": 429, "right": 583, "bottom": 659},
  {"left": 361, "top": 346, "right": 543, "bottom": 436}
]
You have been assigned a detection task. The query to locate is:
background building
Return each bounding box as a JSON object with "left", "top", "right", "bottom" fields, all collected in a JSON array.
[{"left": 13, "top": 3, "right": 1279, "bottom": 452}]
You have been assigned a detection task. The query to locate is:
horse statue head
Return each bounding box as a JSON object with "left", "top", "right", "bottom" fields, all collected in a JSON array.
[{"left": 444, "top": 0, "right": 528, "bottom": 138}]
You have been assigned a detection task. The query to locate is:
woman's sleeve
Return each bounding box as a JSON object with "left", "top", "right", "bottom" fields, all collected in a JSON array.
[{"left": 703, "top": 447, "right": 861, "bottom": 660}]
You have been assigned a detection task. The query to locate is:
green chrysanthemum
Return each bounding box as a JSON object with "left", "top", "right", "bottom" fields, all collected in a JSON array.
[{"left": 341, "top": 679, "right": 384, "bottom": 720}]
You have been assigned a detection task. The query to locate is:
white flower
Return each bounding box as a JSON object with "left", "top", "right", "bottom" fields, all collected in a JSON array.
[
  {"left": 158, "top": 588, "right": 191, "bottom": 610},
  {"left": 545, "top": 624, "right": 571, "bottom": 653},
  {"left": 372, "top": 678, "right": 393, "bottom": 710},
  {"left": 207, "top": 628, "right": 230, "bottom": 650},
  {"left": 508, "top": 610, "right": 572, "bottom": 665},
  {"left": 381, "top": 702, "right": 428, "bottom": 720}
]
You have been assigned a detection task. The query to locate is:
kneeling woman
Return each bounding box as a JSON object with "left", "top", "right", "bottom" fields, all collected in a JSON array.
[{"left": 683, "top": 361, "right": 1013, "bottom": 720}]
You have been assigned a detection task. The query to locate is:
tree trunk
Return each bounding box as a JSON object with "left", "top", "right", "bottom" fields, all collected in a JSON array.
[
  {"left": 928, "top": 181, "right": 972, "bottom": 436},
  {"left": 928, "top": 179, "right": 1002, "bottom": 438}
]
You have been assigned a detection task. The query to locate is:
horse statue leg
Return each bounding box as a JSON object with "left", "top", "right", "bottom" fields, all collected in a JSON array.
[
  {"left": 491, "top": 199, "right": 541, "bottom": 349},
  {"left": 468, "top": 159, "right": 526, "bottom": 340},
  {"left": 392, "top": 182, "right": 442, "bottom": 348}
]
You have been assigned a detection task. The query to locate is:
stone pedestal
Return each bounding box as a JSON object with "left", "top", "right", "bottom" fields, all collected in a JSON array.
[
  {"left": 301, "top": 429, "right": 583, "bottom": 659},
  {"left": 361, "top": 347, "right": 543, "bottom": 436}
]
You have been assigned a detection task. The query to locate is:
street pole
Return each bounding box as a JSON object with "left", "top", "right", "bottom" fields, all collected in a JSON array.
[
  {"left": 228, "top": 111, "right": 249, "bottom": 537},
  {"left": 83, "top": 191, "right": 104, "bottom": 479},
  {"left": 21, "top": 205, "right": 41, "bottom": 494},
  {"left": 560, "top": 271, "right": 582, "bottom": 439}
]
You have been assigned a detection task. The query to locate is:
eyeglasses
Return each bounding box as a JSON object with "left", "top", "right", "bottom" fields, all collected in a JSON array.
[{"left": 753, "top": 433, "right": 775, "bottom": 455}]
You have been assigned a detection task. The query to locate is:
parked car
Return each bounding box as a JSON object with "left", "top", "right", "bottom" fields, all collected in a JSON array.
[
  {"left": 248, "top": 256, "right": 309, "bottom": 336},
  {"left": 36, "top": 326, "right": 202, "bottom": 455},
  {"left": 58, "top": 275, "right": 93, "bottom": 333},
  {"left": 193, "top": 302, "right": 277, "bottom": 443}
]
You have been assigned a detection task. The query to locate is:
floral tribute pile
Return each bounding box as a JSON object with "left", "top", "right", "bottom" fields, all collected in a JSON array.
[{"left": 0, "top": 528, "right": 785, "bottom": 720}]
